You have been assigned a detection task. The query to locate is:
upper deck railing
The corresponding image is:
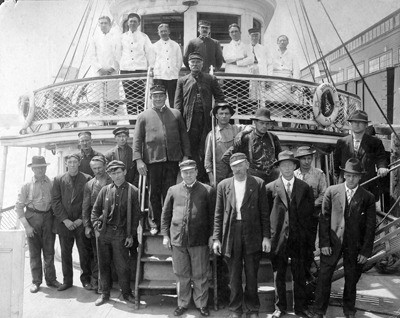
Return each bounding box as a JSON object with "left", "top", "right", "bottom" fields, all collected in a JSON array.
[{"left": 19, "top": 72, "right": 361, "bottom": 134}]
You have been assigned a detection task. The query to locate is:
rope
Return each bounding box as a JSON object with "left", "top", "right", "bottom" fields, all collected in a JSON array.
[{"left": 318, "top": 0, "right": 400, "bottom": 143}]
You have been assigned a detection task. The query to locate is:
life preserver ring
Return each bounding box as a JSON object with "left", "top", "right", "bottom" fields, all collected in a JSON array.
[
  {"left": 313, "top": 83, "right": 340, "bottom": 127},
  {"left": 19, "top": 92, "right": 36, "bottom": 134}
]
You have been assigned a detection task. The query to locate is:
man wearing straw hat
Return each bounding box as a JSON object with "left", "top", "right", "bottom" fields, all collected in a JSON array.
[
  {"left": 312, "top": 158, "right": 376, "bottom": 318},
  {"left": 161, "top": 160, "right": 215, "bottom": 317},
  {"left": 91, "top": 160, "right": 140, "bottom": 306},
  {"left": 333, "top": 110, "right": 388, "bottom": 200},
  {"left": 266, "top": 150, "right": 315, "bottom": 318},
  {"left": 15, "top": 156, "right": 61, "bottom": 293},
  {"left": 133, "top": 85, "right": 191, "bottom": 235}
]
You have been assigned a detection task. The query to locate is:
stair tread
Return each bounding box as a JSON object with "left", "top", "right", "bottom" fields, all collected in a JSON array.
[
  {"left": 138, "top": 280, "right": 177, "bottom": 289},
  {"left": 258, "top": 281, "right": 293, "bottom": 292},
  {"left": 141, "top": 255, "right": 173, "bottom": 262}
]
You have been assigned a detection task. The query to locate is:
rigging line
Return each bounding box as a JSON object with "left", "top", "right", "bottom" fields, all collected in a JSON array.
[
  {"left": 292, "top": 0, "right": 312, "bottom": 65},
  {"left": 300, "top": 0, "right": 334, "bottom": 85},
  {"left": 295, "top": 0, "right": 318, "bottom": 64},
  {"left": 318, "top": 0, "right": 400, "bottom": 143},
  {"left": 286, "top": 0, "right": 315, "bottom": 81},
  {"left": 53, "top": 0, "right": 91, "bottom": 84},
  {"left": 64, "top": 0, "right": 94, "bottom": 81}
]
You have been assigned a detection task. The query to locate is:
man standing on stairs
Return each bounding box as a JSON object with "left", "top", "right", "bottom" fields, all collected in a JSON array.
[
  {"left": 161, "top": 160, "right": 215, "bottom": 317},
  {"left": 91, "top": 160, "right": 140, "bottom": 306},
  {"left": 213, "top": 153, "right": 271, "bottom": 318},
  {"left": 266, "top": 151, "right": 315, "bottom": 318},
  {"left": 311, "top": 158, "right": 376, "bottom": 318}
]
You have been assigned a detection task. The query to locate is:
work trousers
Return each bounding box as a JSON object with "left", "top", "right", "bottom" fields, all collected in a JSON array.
[
  {"left": 58, "top": 225, "right": 92, "bottom": 286},
  {"left": 26, "top": 211, "right": 57, "bottom": 286},
  {"left": 188, "top": 110, "right": 208, "bottom": 182},
  {"left": 88, "top": 235, "right": 99, "bottom": 286},
  {"left": 172, "top": 245, "right": 210, "bottom": 308},
  {"left": 147, "top": 161, "right": 179, "bottom": 230},
  {"left": 97, "top": 227, "right": 132, "bottom": 297},
  {"left": 227, "top": 221, "right": 261, "bottom": 315}
]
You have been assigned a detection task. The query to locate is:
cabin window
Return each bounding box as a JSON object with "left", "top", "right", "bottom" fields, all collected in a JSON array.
[
  {"left": 197, "top": 13, "right": 239, "bottom": 44},
  {"left": 379, "top": 50, "right": 392, "bottom": 68},
  {"left": 356, "top": 62, "right": 364, "bottom": 77},
  {"left": 369, "top": 57, "right": 379, "bottom": 73},
  {"left": 347, "top": 66, "right": 355, "bottom": 80},
  {"left": 141, "top": 13, "right": 184, "bottom": 46}
]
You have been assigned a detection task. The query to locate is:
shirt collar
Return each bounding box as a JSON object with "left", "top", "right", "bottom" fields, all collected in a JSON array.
[
  {"left": 33, "top": 175, "right": 49, "bottom": 183},
  {"left": 113, "top": 181, "right": 128, "bottom": 189},
  {"left": 153, "top": 105, "right": 167, "bottom": 112},
  {"left": 183, "top": 180, "right": 197, "bottom": 188},
  {"left": 216, "top": 123, "right": 232, "bottom": 132},
  {"left": 282, "top": 176, "right": 295, "bottom": 186},
  {"left": 345, "top": 183, "right": 358, "bottom": 194},
  {"left": 352, "top": 133, "right": 364, "bottom": 142}
]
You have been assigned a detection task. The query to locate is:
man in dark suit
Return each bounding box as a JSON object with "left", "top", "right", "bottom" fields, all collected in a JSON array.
[
  {"left": 104, "top": 127, "right": 138, "bottom": 187},
  {"left": 266, "top": 150, "right": 315, "bottom": 318},
  {"left": 175, "top": 52, "right": 225, "bottom": 182},
  {"left": 52, "top": 154, "right": 93, "bottom": 291},
  {"left": 312, "top": 158, "right": 376, "bottom": 318},
  {"left": 333, "top": 110, "right": 388, "bottom": 200},
  {"left": 213, "top": 153, "right": 271, "bottom": 318}
]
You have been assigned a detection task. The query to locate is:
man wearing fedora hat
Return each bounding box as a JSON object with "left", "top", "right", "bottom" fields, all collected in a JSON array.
[
  {"left": 222, "top": 107, "right": 282, "bottom": 184},
  {"left": 333, "top": 109, "right": 388, "bottom": 201},
  {"left": 266, "top": 150, "right": 315, "bottom": 318},
  {"left": 213, "top": 153, "right": 270, "bottom": 318},
  {"left": 15, "top": 156, "right": 61, "bottom": 293},
  {"left": 183, "top": 19, "right": 224, "bottom": 73},
  {"left": 104, "top": 127, "right": 138, "bottom": 186},
  {"left": 75, "top": 131, "right": 103, "bottom": 177},
  {"left": 175, "top": 52, "right": 225, "bottom": 182},
  {"left": 312, "top": 158, "right": 376, "bottom": 318},
  {"left": 133, "top": 84, "right": 191, "bottom": 235},
  {"left": 161, "top": 160, "right": 215, "bottom": 317}
]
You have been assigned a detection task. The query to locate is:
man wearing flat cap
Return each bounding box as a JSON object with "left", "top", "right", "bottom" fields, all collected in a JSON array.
[
  {"left": 183, "top": 19, "right": 224, "bottom": 73},
  {"left": 15, "top": 156, "right": 61, "bottom": 293},
  {"left": 213, "top": 153, "right": 270, "bottom": 318},
  {"left": 161, "top": 160, "right": 215, "bottom": 317},
  {"left": 105, "top": 127, "right": 138, "bottom": 186},
  {"left": 266, "top": 150, "right": 315, "bottom": 318},
  {"left": 52, "top": 154, "right": 93, "bottom": 291},
  {"left": 312, "top": 158, "right": 376, "bottom": 318},
  {"left": 333, "top": 110, "right": 388, "bottom": 201},
  {"left": 222, "top": 107, "right": 282, "bottom": 184},
  {"left": 74, "top": 131, "right": 103, "bottom": 177},
  {"left": 133, "top": 84, "right": 191, "bottom": 235},
  {"left": 91, "top": 160, "right": 140, "bottom": 306},
  {"left": 175, "top": 52, "right": 225, "bottom": 182}
]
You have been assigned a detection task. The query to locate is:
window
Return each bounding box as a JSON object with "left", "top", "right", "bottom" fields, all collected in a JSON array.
[
  {"left": 369, "top": 56, "right": 379, "bottom": 73},
  {"left": 395, "top": 14, "right": 399, "bottom": 27},
  {"left": 347, "top": 66, "right": 355, "bottom": 80},
  {"left": 253, "top": 19, "right": 261, "bottom": 31},
  {"left": 368, "top": 51, "right": 392, "bottom": 73},
  {"left": 336, "top": 69, "right": 344, "bottom": 83},
  {"left": 197, "top": 13, "right": 239, "bottom": 44},
  {"left": 356, "top": 62, "right": 364, "bottom": 76},
  {"left": 376, "top": 25, "right": 381, "bottom": 37},
  {"left": 142, "top": 13, "right": 184, "bottom": 45}
]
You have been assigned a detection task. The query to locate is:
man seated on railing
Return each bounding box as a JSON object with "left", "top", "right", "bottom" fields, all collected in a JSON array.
[
  {"left": 15, "top": 156, "right": 61, "bottom": 293},
  {"left": 74, "top": 131, "right": 103, "bottom": 177}
]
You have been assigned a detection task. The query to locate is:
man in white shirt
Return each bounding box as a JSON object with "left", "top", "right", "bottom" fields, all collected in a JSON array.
[
  {"left": 120, "top": 13, "right": 154, "bottom": 123},
  {"left": 150, "top": 23, "right": 183, "bottom": 107}
]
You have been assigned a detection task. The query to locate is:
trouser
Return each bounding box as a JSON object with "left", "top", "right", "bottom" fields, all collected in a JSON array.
[
  {"left": 88, "top": 235, "right": 99, "bottom": 286},
  {"left": 227, "top": 221, "right": 261, "bottom": 315},
  {"left": 153, "top": 78, "right": 178, "bottom": 107},
  {"left": 313, "top": 246, "right": 363, "bottom": 315},
  {"left": 97, "top": 227, "right": 132, "bottom": 296},
  {"left": 121, "top": 70, "right": 146, "bottom": 124},
  {"left": 271, "top": 251, "right": 308, "bottom": 313},
  {"left": 147, "top": 161, "right": 179, "bottom": 229},
  {"left": 58, "top": 225, "right": 93, "bottom": 286},
  {"left": 172, "top": 245, "right": 210, "bottom": 308},
  {"left": 26, "top": 210, "right": 57, "bottom": 285},
  {"left": 188, "top": 110, "right": 208, "bottom": 182}
]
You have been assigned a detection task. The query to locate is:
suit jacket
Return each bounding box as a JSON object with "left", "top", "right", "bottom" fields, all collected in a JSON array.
[
  {"left": 319, "top": 183, "right": 376, "bottom": 265},
  {"left": 266, "top": 177, "right": 315, "bottom": 256},
  {"left": 174, "top": 72, "right": 225, "bottom": 134},
  {"left": 104, "top": 145, "right": 137, "bottom": 186},
  {"left": 52, "top": 171, "right": 92, "bottom": 235},
  {"left": 213, "top": 175, "right": 270, "bottom": 258}
]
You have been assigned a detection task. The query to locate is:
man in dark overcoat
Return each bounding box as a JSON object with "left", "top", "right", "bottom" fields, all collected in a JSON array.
[
  {"left": 266, "top": 151, "right": 315, "bottom": 318},
  {"left": 213, "top": 153, "right": 271, "bottom": 318},
  {"left": 312, "top": 158, "right": 376, "bottom": 318}
]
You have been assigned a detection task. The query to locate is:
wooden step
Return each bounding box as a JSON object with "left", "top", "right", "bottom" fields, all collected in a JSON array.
[
  {"left": 143, "top": 235, "right": 172, "bottom": 256},
  {"left": 138, "top": 279, "right": 176, "bottom": 290},
  {"left": 258, "top": 282, "right": 293, "bottom": 312},
  {"left": 143, "top": 262, "right": 177, "bottom": 281},
  {"left": 141, "top": 254, "right": 173, "bottom": 262}
]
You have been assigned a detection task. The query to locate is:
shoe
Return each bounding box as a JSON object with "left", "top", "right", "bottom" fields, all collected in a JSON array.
[
  {"left": 30, "top": 284, "right": 40, "bottom": 293},
  {"left": 95, "top": 294, "right": 109, "bottom": 306},
  {"left": 57, "top": 283, "right": 72, "bottom": 291},
  {"left": 123, "top": 293, "right": 135, "bottom": 303},
  {"left": 295, "top": 309, "right": 314, "bottom": 318},
  {"left": 92, "top": 283, "right": 99, "bottom": 292},
  {"left": 83, "top": 282, "right": 93, "bottom": 290},
  {"left": 46, "top": 280, "right": 61, "bottom": 288},
  {"left": 198, "top": 307, "right": 210, "bottom": 316},
  {"left": 272, "top": 309, "right": 286, "bottom": 318},
  {"left": 150, "top": 227, "right": 158, "bottom": 235},
  {"left": 174, "top": 306, "right": 187, "bottom": 316}
]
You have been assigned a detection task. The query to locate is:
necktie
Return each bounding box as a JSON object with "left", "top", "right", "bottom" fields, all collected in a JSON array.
[
  {"left": 354, "top": 140, "right": 360, "bottom": 152},
  {"left": 347, "top": 189, "right": 353, "bottom": 203},
  {"left": 252, "top": 46, "right": 258, "bottom": 64},
  {"left": 286, "top": 182, "right": 292, "bottom": 199}
]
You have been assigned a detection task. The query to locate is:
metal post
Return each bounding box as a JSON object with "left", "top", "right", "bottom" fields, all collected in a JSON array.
[{"left": 0, "top": 146, "right": 9, "bottom": 211}]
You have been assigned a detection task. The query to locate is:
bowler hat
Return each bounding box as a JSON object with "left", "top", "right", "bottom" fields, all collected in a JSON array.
[
  {"left": 27, "top": 156, "right": 50, "bottom": 168},
  {"left": 106, "top": 160, "right": 126, "bottom": 172},
  {"left": 188, "top": 52, "right": 203, "bottom": 61},
  {"left": 273, "top": 150, "right": 299, "bottom": 167},
  {"left": 295, "top": 146, "right": 316, "bottom": 158},
  {"left": 212, "top": 101, "right": 235, "bottom": 117},
  {"left": 348, "top": 110, "right": 370, "bottom": 123},
  {"left": 230, "top": 153, "right": 248, "bottom": 166},
  {"left": 179, "top": 160, "right": 197, "bottom": 171},
  {"left": 340, "top": 158, "right": 365, "bottom": 174},
  {"left": 112, "top": 127, "right": 129, "bottom": 136},
  {"left": 250, "top": 107, "right": 275, "bottom": 122}
]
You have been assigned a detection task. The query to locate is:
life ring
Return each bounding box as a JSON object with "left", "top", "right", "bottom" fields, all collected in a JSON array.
[
  {"left": 312, "top": 83, "right": 340, "bottom": 127},
  {"left": 19, "top": 92, "right": 36, "bottom": 134}
]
